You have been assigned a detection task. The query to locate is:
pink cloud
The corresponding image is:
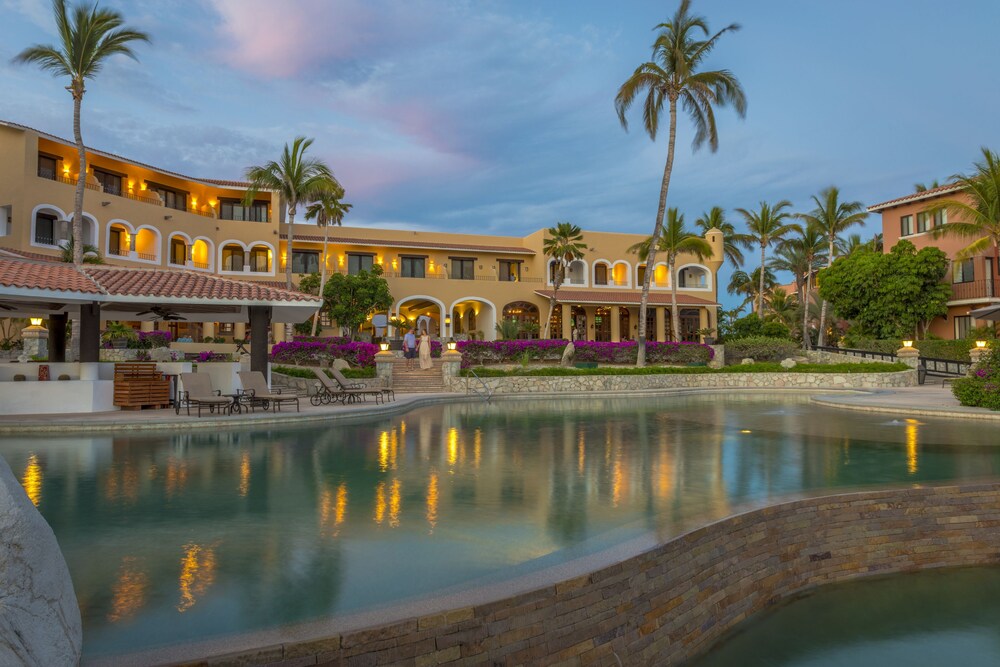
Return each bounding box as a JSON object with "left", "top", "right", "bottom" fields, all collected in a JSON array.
[{"left": 207, "top": 0, "right": 375, "bottom": 77}]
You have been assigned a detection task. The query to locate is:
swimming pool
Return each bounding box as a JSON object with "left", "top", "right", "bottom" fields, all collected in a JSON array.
[{"left": 3, "top": 394, "right": 999, "bottom": 658}]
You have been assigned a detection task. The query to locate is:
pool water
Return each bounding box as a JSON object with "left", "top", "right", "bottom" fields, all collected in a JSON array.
[
  {"left": 692, "top": 567, "right": 1000, "bottom": 667},
  {"left": 3, "top": 394, "right": 1000, "bottom": 658}
]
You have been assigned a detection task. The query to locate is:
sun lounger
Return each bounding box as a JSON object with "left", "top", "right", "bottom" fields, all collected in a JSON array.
[
  {"left": 311, "top": 368, "right": 384, "bottom": 405},
  {"left": 237, "top": 371, "right": 300, "bottom": 412},
  {"left": 330, "top": 367, "right": 394, "bottom": 402},
  {"left": 177, "top": 372, "right": 234, "bottom": 417}
]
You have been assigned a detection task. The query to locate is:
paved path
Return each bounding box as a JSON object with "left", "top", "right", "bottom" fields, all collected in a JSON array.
[{"left": 812, "top": 385, "right": 1000, "bottom": 421}]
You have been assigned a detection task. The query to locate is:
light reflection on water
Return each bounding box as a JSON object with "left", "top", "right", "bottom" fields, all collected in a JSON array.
[{"left": 3, "top": 394, "right": 1000, "bottom": 658}]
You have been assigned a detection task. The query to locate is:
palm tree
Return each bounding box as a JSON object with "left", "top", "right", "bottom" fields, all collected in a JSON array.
[
  {"left": 695, "top": 206, "right": 746, "bottom": 267},
  {"left": 304, "top": 181, "right": 350, "bottom": 336},
  {"left": 628, "top": 209, "right": 712, "bottom": 343},
  {"left": 14, "top": 0, "right": 149, "bottom": 265},
  {"left": 541, "top": 222, "right": 587, "bottom": 339},
  {"left": 59, "top": 236, "right": 103, "bottom": 264},
  {"left": 796, "top": 187, "right": 867, "bottom": 346},
  {"left": 736, "top": 200, "right": 795, "bottom": 318},
  {"left": 615, "top": 0, "right": 746, "bottom": 365},
  {"left": 930, "top": 148, "right": 1000, "bottom": 267},
  {"left": 727, "top": 267, "right": 776, "bottom": 313},
  {"left": 914, "top": 180, "right": 941, "bottom": 193},
  {"left": 836, "top": 232, "right": 883, "bottom": 256},
  {"left": 766, "top": 289, "right": 798, "bottom": 329},
  {"left": 772, "top": 222, "right": 827, "bottom": 348},
  {"left": 244, "top": 136, "right": 334, "bottom": 290}
]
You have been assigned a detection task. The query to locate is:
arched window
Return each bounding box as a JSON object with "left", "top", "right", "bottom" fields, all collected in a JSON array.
[
  {"left": 594, "top": 263, "right": 609, "bottom": 285},
  {"left": 678, "top": 266, "right": 709, "bottom": 289},
  {"left": 222, "top": 244, "right": 245, "bottom": 271},
  {"left": 502, "top": 301, "right": 540, "bottom": 339}
]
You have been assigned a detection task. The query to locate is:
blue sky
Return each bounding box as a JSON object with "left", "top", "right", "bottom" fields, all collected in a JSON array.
[{"left": 2, "top": 0, "right": 999, "bottom": 302}]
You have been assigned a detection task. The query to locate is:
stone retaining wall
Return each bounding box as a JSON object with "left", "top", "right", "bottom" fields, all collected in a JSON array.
[
  {"left": 208, "top": 482, "right": 1000, "bottom": 666},
  {"left": 447, "top": 369, "right": 916, "bottom": 394}
]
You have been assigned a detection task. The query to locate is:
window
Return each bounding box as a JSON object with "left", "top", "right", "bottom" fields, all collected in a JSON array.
[
  {"left": 109, "top": 228, "right": 124, "bottom": 256},
  {"left": 219, "top": 198, "right": 268, "bottom": 222},
  {"left": 451, "top": 257, "right": 475, "bottom": 280},
  {"left": 348, "top": 253, "right": 374, "bottom": 275},
  {"left": 934, "top": 209, "right": 948, "bottom": 227},
  {"left": 94, "top": 168, "right": 122, "bottom": 196},
  {"left": 400, "top": 256, "right": 425, "bottom": 278},
  {"left": 900, "top": 215, "right": 914, "bottom": 236},
  {"left": 916, "top": 212, "right": 931, "bottom": 233},
  {"left": 170, "top": 238, "right": 186, "bottom": 265},
  {"left": 222, "top": 245, "right": 244, "bottom": 271},
  {"left": 498, "top": 259, "right": 521, "bottom": 282},
  {"left": 292, "top": 250, "right": 319, "bottom": 274},
  {"left": 147, "top": 182, "right": 187, "bottom": 211},
  {"left": 218, "top": 323, "right": 234, "bottom": 335},
  {"left": 953, "top": 258, "right": 975, "bottom": 284},
  {"left": 37, "top": 155, "right": 57, "bottom": 180},
  {"left": 34, "top": 213, "right": 57, "bottom": 245},
  {"left": 678, "top": 266, "right": 709, "bottom": 288},
  {"left": 954, "top": 315, "right": 972, "bottom": 339},
  {"left": 249, "top": 247, "right": 270, "bottom": 272},
  {"left": 594, "top": 264, "right": 608, "bottom": 285}
]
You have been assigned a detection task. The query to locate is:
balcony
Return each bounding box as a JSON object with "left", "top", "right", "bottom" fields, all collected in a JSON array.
[
  {"left": 37, "top": 166, "right": 101, "bottom": 191},
  {"left": 951, "top": 279, "right": 995, "bottom": 301}
]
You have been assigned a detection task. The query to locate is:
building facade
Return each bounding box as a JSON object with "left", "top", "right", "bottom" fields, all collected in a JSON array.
[
  {"left": 0, "top": 120, "right": 724, "bottom": 343},
  {"left": 869, "top": 184, "right": 995, "bottom": 339}
]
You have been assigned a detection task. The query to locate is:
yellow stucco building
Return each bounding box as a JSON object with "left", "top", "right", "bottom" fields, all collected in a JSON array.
[{"left": 0, "top": 120, "right": 723, "bottom": 343}]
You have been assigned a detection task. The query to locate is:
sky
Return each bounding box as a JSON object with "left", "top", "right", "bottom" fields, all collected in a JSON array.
[{"left": 1, "top": 0, "right": 999, "bottom": 306}]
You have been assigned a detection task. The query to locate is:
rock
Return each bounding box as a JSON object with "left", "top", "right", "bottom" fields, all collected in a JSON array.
[
  {"left": 741, "top": 357, "right": 754, "bottom": 365},
  {"left": 149, "top": 347, "right": 172, "bottom": 362},
  {"left": 332, "top": 359, "right": 351, "bottom": 371},
  {"left": 0, "top": 455, "right": 81, "bottom": 666},
  {"left": 780, "top": 358, "right": 797, "bottom": 369},
  {"left": 560, "top": 342, "right": 576, "bottom": 367}
]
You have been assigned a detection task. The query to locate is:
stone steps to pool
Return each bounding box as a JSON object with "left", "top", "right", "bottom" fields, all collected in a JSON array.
[{"left": 391, "top": 361, "right": 448, "bottom": 392}]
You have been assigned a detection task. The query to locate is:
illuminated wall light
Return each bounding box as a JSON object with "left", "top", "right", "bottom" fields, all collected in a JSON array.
[
  {"left": 338, "top": 255, "right": 345, "bottom": 267},
  {"left": 391, "top": 258, "right": 398, "bottom": 270}
]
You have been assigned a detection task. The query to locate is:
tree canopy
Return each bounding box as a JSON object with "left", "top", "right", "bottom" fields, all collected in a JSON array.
[
  {"left": 817, "top": 240, "right": 950, "bottom": 339},
  {"left": 320, "top": 265, "right": 393, "bottom": 339}
]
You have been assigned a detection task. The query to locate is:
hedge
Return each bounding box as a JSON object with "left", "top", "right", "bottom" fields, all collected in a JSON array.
[
  {"left": 844, "top": 337, "right": 974, "bottom": 362},
  {"left": 456, "top": 339, "right": 713, "bottom": 367},
  {"left": 724, "top": 337, "right": 800, "bottom": 364},
  {"left": 461, "top": 362, "right": 908, "bottom": 377}
]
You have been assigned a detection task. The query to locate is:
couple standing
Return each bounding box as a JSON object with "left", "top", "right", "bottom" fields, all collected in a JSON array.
[{"left": 403, "top": 328, "right": 432, "bottom": 370}]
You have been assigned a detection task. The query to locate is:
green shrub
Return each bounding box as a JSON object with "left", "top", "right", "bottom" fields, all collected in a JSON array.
[
  {"left": 844, "top": 336, "right": 973, "bottom": 362},
  {"left": 760, "top": 321, "right": 791, "bottom": 338},
  {"left": 460, "top": 362, "right": 907, "bottom": 377},
  {"left": 719, "top": 313, "right": 792, "bottom": 342},
  {"left": 952, "top": 346, "right": 1000, "bottom": 410},
  {"left": 724, "top": 336, "right": 800, "bottom": 364}
]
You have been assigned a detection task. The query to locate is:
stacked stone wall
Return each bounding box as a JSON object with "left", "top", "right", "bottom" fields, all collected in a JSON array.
[{"left": 202, "top": 482, "right": 1000, "bottom": 666}]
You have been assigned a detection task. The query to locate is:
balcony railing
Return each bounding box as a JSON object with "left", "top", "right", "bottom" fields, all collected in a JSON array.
[
  {"left": 107, "top": 247, "right": 129, "bottom": 257},
  {"left": 191, "top": 261, "right": 209, "bottom": 270},
  {"left": 38, "top": 167, "right": 102, "bottom": 191},
  {"left": 136, "top": 251, "right": 158, "bottom": 262},
  {"left": 122, "top": 190, "right": 164, "bottom": 205},
  {"left": 33, "top": 234, "right": 55, "bottom": 246},
  {"left": 951, "top": 279, "right": 995, "bottom": 301}
]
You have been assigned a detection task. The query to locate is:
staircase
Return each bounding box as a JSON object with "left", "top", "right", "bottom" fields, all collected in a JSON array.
[{"left": 390, "top": 359, "right": 448, "bottom": 393}]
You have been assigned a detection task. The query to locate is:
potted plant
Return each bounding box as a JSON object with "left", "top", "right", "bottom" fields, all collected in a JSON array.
[
  {"left": 101, "top": 321, "right": 139, "bottom": 349},
  {"left": 698, "top": 327, "right": 717, "bottom": 345},
  {"left": 387, "top": 317, "right": 409, "bottom": 350}
]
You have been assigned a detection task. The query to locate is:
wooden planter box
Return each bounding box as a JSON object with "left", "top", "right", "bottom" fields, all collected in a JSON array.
[{"left": 113, "top": 362, "right": 170, "bottom": 410}]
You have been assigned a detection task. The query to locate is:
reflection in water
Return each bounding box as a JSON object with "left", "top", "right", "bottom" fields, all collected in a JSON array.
[
  {"left": 108, "top": 557, "right": 147, "bottom": 622},
  {"left": 20, "top": 453, "right": 42, "bottom": 506},
  {"left": 4, "top": 394, "right": 1000, "bottom": 659}
]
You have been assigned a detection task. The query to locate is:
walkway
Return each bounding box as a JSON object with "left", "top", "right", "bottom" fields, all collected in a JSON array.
[{"left": 811, "top": 385, "right": 1000, "bottom": 421}]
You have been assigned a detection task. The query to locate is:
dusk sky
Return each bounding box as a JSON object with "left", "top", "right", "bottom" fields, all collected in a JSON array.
[{"left": 2, "top": 0, "right": 999, "bottom": 302}]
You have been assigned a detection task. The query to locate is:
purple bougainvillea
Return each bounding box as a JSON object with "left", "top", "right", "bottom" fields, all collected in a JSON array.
[{"left": 271, "top": 339, "right": 380, "bottom": 367}]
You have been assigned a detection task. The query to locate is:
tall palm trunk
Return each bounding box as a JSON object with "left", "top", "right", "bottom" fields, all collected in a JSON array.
[
  {"left": 802, "top": 269, "right": 813, "bottom": 350},
  {"left": 668, "top": 255, "right": 680, "bottom": 344},
  {"left": 544, "top": 263, "right": 563, "bottom": 339},
  {"left": 757, "top": 244, "right": 766, "bottom": 317},
  {"left": 310, "top": 221, "right": 331, "bottom": 337},
  {"left": 285, "top": 203, "right": 296, "bottom": 290},
  {"left": 637, "top": 98, "right": 678, "bottom": 365},
  {"left": 71, "top": 85, "right": 85, "bottom": 265},
  {"left": 817, "top": 239, "right": 834, "bottom": 346}
]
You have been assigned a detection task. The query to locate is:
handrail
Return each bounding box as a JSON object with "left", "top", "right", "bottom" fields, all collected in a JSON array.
[{"left": 466, "top": 368, "right": 493, "bottom": 402}]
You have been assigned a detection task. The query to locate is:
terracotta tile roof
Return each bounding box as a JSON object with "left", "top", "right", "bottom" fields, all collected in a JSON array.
[
  {"left": 81, "top": 266, "right": 318, "bottom": 302},
  {"left": 0, "top": 256, "right": 318, "bottom": 304},
  {"left": 0, "top": 256, "right": 103, "bottom": 294},
  {"left": 0, "top": 119, "right": 257, "bottom": 192},
  {"left": 0, "top": 247, "right": 62, "bottom": 262},
  {"left": 534, "top": 289, "right": 718, "bottom": 306},
  {"left": 283, "top": 234, "right": 535, "bottom": 255},
  {"left": 867, "top": 183, "right": 963, "bottom": 212}
]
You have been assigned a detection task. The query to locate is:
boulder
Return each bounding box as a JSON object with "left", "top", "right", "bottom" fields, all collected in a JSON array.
[
  {"left": 780, "top": 358, "right": 797, "bottom": 369},
  {"left": 332, "top": 359, "right": 351, "bottom": 371},
  {"left": 741, "top": 357, "right": 755, "bottom": 365},
  {"left": 149, "top": 347, "right": 173, "bottom": 363},
  {"left": 0, "top": 455, "right": 81, "bottom": 666},
  {"left": 560, "top": 342, "right": 576, "bottom": 367}
]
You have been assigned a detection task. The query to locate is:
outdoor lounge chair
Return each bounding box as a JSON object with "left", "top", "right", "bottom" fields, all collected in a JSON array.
[
  {"left": 310, "top": 368, "right": 384, "bottom": 406},
  {"left": 330, "top": 366, "right": 394, "bottom": 402},
  {"left": 237, "top": 371, "right": 300, "bottom": 412},
  {"left": 177, "top": 372, "right": 234, "bottom": 417}
]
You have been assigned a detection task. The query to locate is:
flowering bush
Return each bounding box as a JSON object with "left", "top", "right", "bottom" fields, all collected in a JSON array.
[
  {"left": 292, "top": 335, "right": 351, "bottom": 345},
  {"left": 952, "top": 346, "right": 1000, "bottom": 409},
  {"left": 128, "top": 330, "right": 173, "bottom": 349},
  {"left": 194, "top": 350, "right": 230, "bottom": 362},
  {"left": 271, "top": 340, "right": 379, "bottom": 367},
  {"left": 456, "top": 339, "right": 712, "bottom": 368}
]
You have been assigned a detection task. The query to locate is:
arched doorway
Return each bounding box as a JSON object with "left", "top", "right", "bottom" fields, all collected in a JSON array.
[
  {"left": 396, "top": 296, "right": 444, "bottom": 338},
  {"left": 680, "top": 308, "right": 700, "bottom": 342},
  {"left": 450, "top": 298, "right": 497, "bottom": 341},
  {"left": 502, "top": 301, "right": 540, "bottom": 339},
  {"left": 571, "top": 306, "right": 587, "bottom": 341},
  {"left": 594, "top": 306, "right": 611, "bottom": 342}
]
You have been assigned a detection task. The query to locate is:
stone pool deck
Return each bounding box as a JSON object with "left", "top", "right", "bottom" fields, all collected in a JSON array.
[{"left": 0, "top": 385, "right": 995, "bottom": 433}]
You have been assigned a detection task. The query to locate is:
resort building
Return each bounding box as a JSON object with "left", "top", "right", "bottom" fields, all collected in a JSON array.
[
  {"left": 869, "top": 184, "right": 994, "bottom": 339},
  {"left": 0, "top": 119, "right": 724, "bottom": 344}
]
